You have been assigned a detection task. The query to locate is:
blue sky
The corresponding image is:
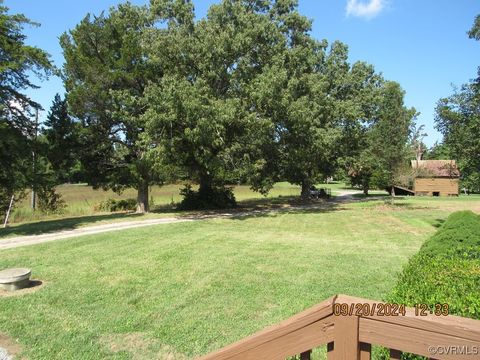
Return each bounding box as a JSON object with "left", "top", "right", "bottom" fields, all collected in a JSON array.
[{"left": 6, "top": 0, "right": 480, "bottom": 146}]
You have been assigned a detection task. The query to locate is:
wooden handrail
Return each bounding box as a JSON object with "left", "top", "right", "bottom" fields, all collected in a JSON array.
[{"left": 199, "top": 294, "right": 480, "bottom": 360}]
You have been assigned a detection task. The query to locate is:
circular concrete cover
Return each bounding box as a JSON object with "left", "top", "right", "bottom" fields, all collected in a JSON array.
[{"left": 0, "top": 268, "right": 31, "bottom": 284}]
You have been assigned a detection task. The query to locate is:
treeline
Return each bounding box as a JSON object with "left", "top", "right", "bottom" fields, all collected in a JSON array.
[{"left": 2, "top": 1, "right": 478, "bottom": 215}]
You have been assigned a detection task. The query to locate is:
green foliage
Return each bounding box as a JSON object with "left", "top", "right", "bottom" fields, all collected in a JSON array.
[
  {"left": 420, "top": 210, "right": 480, "bottom": 256},
  {"left": 385, "top": 251, "right": 480, "bottom": 360},
  {"left": 0, "top": 120, "right": 30, "bottom": 213},
  {"left": 0, "top": 4, "right": 51, "bottom": 217},
  {"left": 62, "top": 0, "right": 416, "bottom": 209},
  {"left": 468, "top": 14, "right": 480, "bottom": 41},
  {"left": 95, "top": 198, "right": 137, "bottom": 212},
  {"left": 145, "top": 0, "right": 290, "bottom": 197},
  {"left": 390, "top": 250, "right": 480, "bottom": 318},
  {"left": 435, "top": 14, "right": 480, "bottom": 193},
  {"left": 42, "top": 93, "right": 83, "bottom": 183},
  {"left": 386, "top": 210, "right": 480, "bottom": 359},
  {"left": 424, "top": 141, "right": 451, "bottom": 160},
  {"left": 60, "top": 3, "right": 163, "bottom": 212},
  {"left": 178, "top": 184, "right": 236, "bottom": 210},
  {"left": 0, "top": 4, "right": 51, "bottom": 126},
  {"left": 28, "top": 149, "right": 66, "bottom": 214},
  {"left": 390, "top": 211, "right": 480, "bottom": 312},
  {"left": 368, "top": 82, "right": 417, "bottom": 193},
  {"left": 37, "top": 184, "right": 65, "bottom": 214},
  {"left": 435, "top": 80, "right": 480, "bottom": 192}
]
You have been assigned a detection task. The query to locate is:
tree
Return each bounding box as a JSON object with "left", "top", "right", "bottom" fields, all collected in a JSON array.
[
  {"left": 0, "top": 121, "right": 30, "bottom": 215},
  {"left": 0, "top": 4, "right": 51, "bottom": 216},
  {"left": 435, "top": 14, "right": 480, "bottom": 192},
  {"left": 60, "top": 3, "right": 163, "bottom": 213},
  {"left": 144, "top": 0, "right": 292, "bottom": 207},
  {"left": 345, "top": 80, "right": 416, "bottom": 197},
  {"left": 435, "top": 83, "right": 480, "bottom": 192},
  {"left": 369, "top": 81, "right": 417, "bottom": 200},
  {"left": 251, "top": 6, "right": 384, "bottom": 199},
  {"left": 410, "top": 123, "right": 427, "bottom": 162},
  {"left": 42, "top": 94, "right": 82, "bottom": 183},
  {"left": 468, "top": 14, "right": 480, "bottom": 41},
  {"left": 425, "top": 141, "right": 451, "bottom": 160},
  {"left": 338, "top": 61, "right": 385, "bottom": 196}
]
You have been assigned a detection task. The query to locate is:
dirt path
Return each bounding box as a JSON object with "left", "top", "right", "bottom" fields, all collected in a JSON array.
[
  {"left": 0, "top": 218, "right": 193, "bottom": 250},
  {"left": 1, "top": 191, "right": 367, "bottom": 251},
  {"left": 333, "top": 190, "right": 364, "bottom": 200}
]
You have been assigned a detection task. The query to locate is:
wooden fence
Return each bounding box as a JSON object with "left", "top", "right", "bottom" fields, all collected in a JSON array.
[{"left": 199, "top": 294, "right": 480, "bottom": 360}]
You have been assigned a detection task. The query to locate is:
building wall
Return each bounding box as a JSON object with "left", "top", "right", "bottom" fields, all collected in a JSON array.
[{"left": 414, "top": 178, "right": 459, "bottom": 196}]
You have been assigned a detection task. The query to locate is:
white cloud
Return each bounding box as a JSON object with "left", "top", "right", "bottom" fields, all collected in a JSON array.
[{"left": 346, "top": 0, "right": 385, "bottom": 20}]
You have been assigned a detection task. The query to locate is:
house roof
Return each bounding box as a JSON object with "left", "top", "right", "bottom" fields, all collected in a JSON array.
[{"left": 411, "top": 160, "right": 460, "bottom": 178}]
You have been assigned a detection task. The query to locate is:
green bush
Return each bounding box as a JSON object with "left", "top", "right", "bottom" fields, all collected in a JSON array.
[
  {"left": 96, "top": 198, "right": 137, "bottom": 212},
  {"left": 37, "top": 184, "right": 66, "bottom": 214},
  {"left": 389, "top": 249, "right": 480, "bottom": 318},
  {"left": 178, "top": 185, "right": 236, "bottom": 210},
  {"left": 420, "top": 210, "right": 480, "bottom": 256},
  {"left": 383, "top": 210, "right": 480, "bottom": 359}
]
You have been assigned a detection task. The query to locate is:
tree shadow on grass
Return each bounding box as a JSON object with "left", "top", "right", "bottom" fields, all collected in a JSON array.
[
  {"left": 219, "top": 195, "right": 386, "bottom": 221},
  {"left": 351, "top": 193, "right": 390, "bottom": 199},
  {"left": 0, "top": 194, "right": 406, "bottom": 238},
  {"left": 0, "top": 212, "right": 145, "bottom": 238}
]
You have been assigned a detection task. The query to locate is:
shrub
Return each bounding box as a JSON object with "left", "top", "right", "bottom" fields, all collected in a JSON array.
[
  {"left": 96, "top": 198, "right": 137, "bottom": 212},
  {"left": 383, "top": 211, "right": 480, "bottom": 359},
  {"left": 420, "top": 210, "right": 480, "bottom": 256},
  {"left": 37, "top": 184, "right": 66, "bottom": 214},
  {"left": 178, "top": 185, "right": 236, "bottom": 210},
  {"left": 389, "top": 249, "right": 480, "bottom": 319}
]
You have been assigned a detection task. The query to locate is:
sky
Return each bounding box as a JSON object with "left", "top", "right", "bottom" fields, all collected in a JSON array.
[{"left": 6, "top": 0, "right": 480, "bottom": 147}]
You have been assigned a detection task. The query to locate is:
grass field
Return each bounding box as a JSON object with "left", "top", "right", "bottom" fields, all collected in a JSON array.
[
  {"left": 0, "top": 182, "right": 355, "bottom": 239},
  {"left": 8, "top": 182, "right": 318, "bottom": 224},
  {"left": 1, "top": 194, "right": 479, "bottom": 359}
]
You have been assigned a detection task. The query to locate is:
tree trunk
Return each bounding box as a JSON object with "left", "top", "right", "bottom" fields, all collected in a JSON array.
[
  {"left": 199, "top": 175, "right": 213, "bottom": 196},
  {"left": 363, "top": 186, "right": 369, "bottom": 196},
  {"left": 390, "top": 185, "right": 396, "bottom": 205},
  {"left": 301, "top": 181, "right": 311, "bottom": 200},
  {"left": 136, "top": 182, "right": 149, "bottom": 213}
]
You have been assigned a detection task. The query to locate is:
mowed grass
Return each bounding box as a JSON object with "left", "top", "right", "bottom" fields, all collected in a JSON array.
[
  {"left": 1, "top": 196, "right": 479, "bottom": 359},
  {"left": 1, "top": 182, "right": 349, "bottom": 239},
  {"left": 9, "top": 181, "right": 357, "bottom": 225}
]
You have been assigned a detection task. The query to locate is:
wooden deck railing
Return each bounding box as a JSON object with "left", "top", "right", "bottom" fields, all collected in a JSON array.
[{"left": 199, "top": 294, "right": 480, "bottom": 360}]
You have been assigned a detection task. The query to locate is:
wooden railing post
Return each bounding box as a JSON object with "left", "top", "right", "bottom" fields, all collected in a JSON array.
[{"left": 333, "top": 315, "right": 360, "bottom": 360}]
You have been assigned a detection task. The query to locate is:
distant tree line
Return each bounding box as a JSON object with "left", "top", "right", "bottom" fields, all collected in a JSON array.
[{"left": 4, "top": 1, "right": 477, "bottom": 216}]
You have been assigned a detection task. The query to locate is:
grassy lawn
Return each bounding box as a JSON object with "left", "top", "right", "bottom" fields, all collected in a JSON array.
[
  {"left": 1, "top": 182, "right": 356, "bottom": 239},
  {"left": 8, "top": 182, "right": 306, "bottom": 224},
  {"left": 1, "top": 196, "right": 479, "bottom": 359},
  {"left": 8, "top": 182, "right": 358, "bottom": 225}
]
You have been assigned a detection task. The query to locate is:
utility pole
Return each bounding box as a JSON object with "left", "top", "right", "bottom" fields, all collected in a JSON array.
[{"left": 31, "top": 108, "right": 38, "bottom": 210}]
